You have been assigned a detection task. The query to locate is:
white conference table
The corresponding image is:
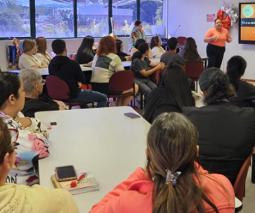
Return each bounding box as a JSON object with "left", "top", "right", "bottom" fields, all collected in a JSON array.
[
  {"left": 35, "top": 106, "right": 150, "bottom": 213},
  {"left": 7, "top": 61, "right": 132, "bottom": 76}
]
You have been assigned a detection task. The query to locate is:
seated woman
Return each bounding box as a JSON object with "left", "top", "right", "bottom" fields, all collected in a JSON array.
[
  {"left": 76, "top": 36, "right": 95, "bottom": 65},
  {"left": 18, "top": 39, "right": 42, "bottom": 70},
  {"left": 150, "top": 36, "right": 165, "bottom": 59},
  {"left": 90, "top": 112, "right": 235, "bottom": 212},
  {"left": 0, "top": 118, "right": 79, "bottom": 213},
  {"left": 144, "top": 63, "right": 195, "bottom": 123},
  {"left": 35, "top": 37, "right": 52, "bottom": 68},
  {"left": 20, "top": 69, "right": 68, "bottom": 117},
  {"left": 91, "top": 36, "right": 137, "bottom": 106},
  {"left": 179, "top": 37, "right": 202, "bottom": 62},
  {"left": 0, "top": 73, "right": 49, "bottom": 185},
  {"left": 116, "top": 39, "right": 130, "bottom": 61},
  {"left": 227, "top": 55, "right": 255, "bottom": 107},
  {"left": 184, "top": 67, "right": 255, "bottom": 184},
  {"left": 131, "top": 42, "right": 162, "bottom": 101}
]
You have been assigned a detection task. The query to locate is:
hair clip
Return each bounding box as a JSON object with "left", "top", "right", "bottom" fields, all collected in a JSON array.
[{"left": 165, "top": 169, "right": 182, "bottom": 186}]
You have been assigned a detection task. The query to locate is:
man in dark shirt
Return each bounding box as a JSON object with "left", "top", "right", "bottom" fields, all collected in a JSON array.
[
  {"left": 160, "top": 37, "right": 184, "bottom": 69},
  {"left": 48, "top": 39, "right": 107, "bottom": 107}
]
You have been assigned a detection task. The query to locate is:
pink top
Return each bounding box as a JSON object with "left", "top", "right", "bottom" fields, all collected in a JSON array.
[
  {"left": 90, "top": 165, "right": 235, "bottom": 213},
  {"left": 205, "top": 27, "right": 230, "bottom": 47}
]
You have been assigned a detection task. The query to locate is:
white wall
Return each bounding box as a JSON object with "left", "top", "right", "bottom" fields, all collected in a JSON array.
[{"left": 168, "top": 0, "right": 255, "bottom": 79}]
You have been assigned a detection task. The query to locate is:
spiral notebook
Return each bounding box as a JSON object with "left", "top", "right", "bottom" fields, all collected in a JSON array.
[{"left": 51, "top": 174, "right": 99, "bottom": 195}]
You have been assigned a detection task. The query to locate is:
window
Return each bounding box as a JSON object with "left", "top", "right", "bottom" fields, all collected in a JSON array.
[
  {"left": 77, "top": 0, "right": 109, "bottom": 37},
  {"left": 0, "top": 0, "right": 30, "bottom": 37},
  {"left": 35, "top": 0, "right": 74, "bottom": 38},
  {"left": 140, "top": 0, "right": 164, "bottom": 35},
  {"left": 112, "top": 0, "right": 137, "bottom": 36}
]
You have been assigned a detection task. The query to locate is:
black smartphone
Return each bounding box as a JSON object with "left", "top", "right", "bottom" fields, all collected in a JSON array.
[
  {"left": 124, "top": 112, "right": 141, "bottom": 119},
  {"left": 55, "top": 165, "right": 77, "bottom": 182}
]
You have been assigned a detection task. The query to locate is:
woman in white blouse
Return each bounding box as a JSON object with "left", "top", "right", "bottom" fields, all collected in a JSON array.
[
  {"left": 150, "top": 36, "right": 165, "bottom": 59},
  {"left": 18, "top": 39, "right": 42, "bottom": 70},
  {"left": 35, "top": 37, "right": 51, "bottom": 67}
]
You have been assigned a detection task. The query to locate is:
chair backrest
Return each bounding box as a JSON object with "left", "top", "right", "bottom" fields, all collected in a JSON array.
[
  {"left": 185, "top": 61, "right": 204, "bottom": 81},
  {"left": 46, "top": 75, "right": 70, "bottom": 101},
  {"left": 234, "top": 155, "right": 251, "bottom": 201},
  {"left": 108, "top": 71, "right": 134, "bottom": 95}
]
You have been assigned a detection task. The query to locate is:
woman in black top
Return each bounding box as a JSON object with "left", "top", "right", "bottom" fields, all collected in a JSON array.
[
  {"left": 184, "top": 67, "right": 255, "bottom": 184},
  {"left": 180, "top": 37, "right": 202, "bottom": 62},
  {"left": 144, "top": 63, "right": 194, "bottom": 123},
  {"left": 116, "top": 39, "right": 130, "bottom": 61},
  {"left": 76, "top": 36, "right": 95, "bottom": 64},
  {"left": 226, "top": 55, "right": 255, "bottom": 107}
]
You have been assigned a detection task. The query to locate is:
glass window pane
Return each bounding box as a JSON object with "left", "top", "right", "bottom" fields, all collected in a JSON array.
[
  {"left": 112, "top": 0, "right": 137, "bottom": 36},
  {"left": 140, "top": 0, "right": 164, "bottom": 35},
  {"left": 35, "top": 0, "right": 74, "bottom": 38},
  {"left": 77, "top": 0, "right": 109, "bottom": 37},
  {"left": 0, "top": 0, "right": 30, "bottom": 37}
]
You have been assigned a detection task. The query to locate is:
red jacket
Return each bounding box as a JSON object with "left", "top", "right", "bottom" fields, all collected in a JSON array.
[{"left": 90, "top": 165, "right": 235, "bottom": 213}]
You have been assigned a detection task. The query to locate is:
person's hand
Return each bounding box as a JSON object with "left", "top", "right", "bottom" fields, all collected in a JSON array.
[
  {"left": 211, "top": 35, "right": 218, "bottom": 41},
  {"left": 15, "top": 117, "right": 32, "bottom": 129},
  {"left": 54, "top": 100, "right": 69, "bottom": 110}
]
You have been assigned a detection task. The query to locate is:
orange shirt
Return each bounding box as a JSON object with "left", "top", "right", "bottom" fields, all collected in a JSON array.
[
  {"left": 90, "top": 165, "right": 235, "bottom": 213},
  {"left": 205, "top": 27, "right": 230, "bottom": 47}
]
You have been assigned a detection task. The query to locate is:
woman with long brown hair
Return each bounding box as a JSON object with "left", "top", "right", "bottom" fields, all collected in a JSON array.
[
  {"left": 90, "top": 113, "right": 235, "bottom": 213},
  {"left": 35, "top": 37, "right": 52, "bottom": 67}
]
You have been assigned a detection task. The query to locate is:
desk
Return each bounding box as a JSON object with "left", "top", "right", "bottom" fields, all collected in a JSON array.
[
  {"left": 7, "top": 62, "right": 131, "bottom": 76},
  {"left": 36, "top": 107, "right": 150, "bottom": 213}
]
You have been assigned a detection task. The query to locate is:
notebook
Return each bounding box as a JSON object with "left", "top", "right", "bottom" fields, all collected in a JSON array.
[{"left": 51, "top": 174, "right": 99, "bottom": 195}]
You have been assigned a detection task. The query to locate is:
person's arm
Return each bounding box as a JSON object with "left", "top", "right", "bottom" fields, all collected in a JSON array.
[
  {"left": 140, "top": 63, "right": 162, "bottom": 77},
  {"left": 204, "top": 29, "right": 218, "bottom": 43},
  {"left": 74, "top": 62, "right": 86, "bottom": 84},
  {"left": 226, "top": 31, "right": 232, "bottom": 43},
  {"left": 90, "top": 168, "right": 148, "bottom": 213}
]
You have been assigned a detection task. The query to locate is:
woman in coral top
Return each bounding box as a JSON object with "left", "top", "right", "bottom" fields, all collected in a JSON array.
[
  {"left": 90, "top": 112, "right": 235, "bottom": 213},
  {"left": 204, "top": 19, "right": 232, "bottom": 68}
]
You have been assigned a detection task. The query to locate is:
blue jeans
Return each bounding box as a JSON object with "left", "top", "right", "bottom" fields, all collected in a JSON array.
[{"left": 72, "top": 90, "right": 107, "bottom": 107}]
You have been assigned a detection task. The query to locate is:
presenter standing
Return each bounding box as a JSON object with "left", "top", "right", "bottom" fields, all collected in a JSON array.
[
  {"left": 204, "top": 19, "right": 232, "bottom": 68},
  {"left": 131, "top": 20, "right": 146, "bottom": 46}
]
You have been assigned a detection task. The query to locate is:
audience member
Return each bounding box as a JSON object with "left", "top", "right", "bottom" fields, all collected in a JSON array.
[
  {"left": 76, "top": 36, "right": 95, "bottom": 64},
  {"left": 150, "top": 36, "right": 165, "bottom": 59},
  {"left": 180, "top": 37, "right": 202, "bottom": 62},
  {"left": 18, "top": 39, "right": 42, "bottom": 70},
  {"left": 90, "top": 112, "right": 235, "bottom": 212},
  {"left": 131, "top": 20, "right": 146, "bottom": 46},
  {"left": 48, "top": 39, "right": 107, "bottom": 107},
  {"left": 35, "top": 37, "right": 52, "bottom": 67},
  {"left": 144, "top": 63, "right": 194, "bottom": 123},
  {"left": 116, "top": 39, "right": 130, "bottom": 61},
  {"left": 91, "top": 36, "right": 137, "bottom": 106},
  {"left": 160, "top": 37, "right": 184, "bottom": 70},
  {"left": 20, "top": 69, "right": 68, "bottom": 117},
  {"left": 131, "top": 42, "right": 162, "bottom": 101},
  {"left": 227, "top": 55, "right": 255, "bottom": 107},
  {"left": 0, "top": 118, "right": 79, "bottom": 213},
  {"left": 184, "top": 67, "right": 255, "bottom": 184},
  {"left": 0, "top": 73, "right": 49, "bottom": 185}
]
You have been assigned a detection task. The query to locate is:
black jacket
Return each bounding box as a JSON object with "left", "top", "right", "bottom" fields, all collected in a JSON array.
[
  {"left": 22, "top": 97, "right": 59, "bottom": 117},
  {"left": 48, "top": 56, "right": 85, "bottom": 98},
  {"left": 184, "top": 103, "right": 255, "bottom": 184}
]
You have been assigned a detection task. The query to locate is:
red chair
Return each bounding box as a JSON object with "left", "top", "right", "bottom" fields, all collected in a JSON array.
[
  {"left": 185, "top": 61, "right": 204, "bottom": 91},
  {"left": 234, "top": 155, "right": 251, "bottom": 201},
  {"left": 45, "top": 75, "right": 80, "bottom": 108},
  {"left": 108, "top": 71, "right": 136, "bottom": 106}
]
